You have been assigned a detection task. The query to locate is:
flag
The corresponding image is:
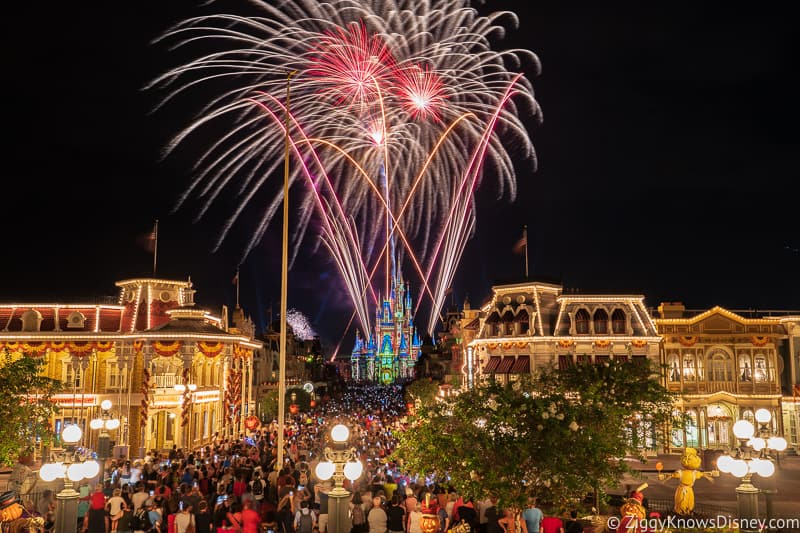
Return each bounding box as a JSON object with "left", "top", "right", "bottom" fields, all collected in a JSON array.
[
  {"left": 512, "top": 232, "right": 527, "bottom": 255},
  {"left": 137, "top": 222, "right": 157, "bottom": 253}
]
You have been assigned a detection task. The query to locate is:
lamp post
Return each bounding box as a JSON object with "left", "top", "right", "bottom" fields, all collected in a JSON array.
[
  {"left": 90, "top": 400, "right": 120, "bottom": 462},
  {"left": 314, "top": 424, "right": 364, "bottom": 533},
  {"left": 39, "top": 425, "right": 101, "bottom": 533},
  {"left": 716, "top": 409, "right": 787, "bottom": 533}
]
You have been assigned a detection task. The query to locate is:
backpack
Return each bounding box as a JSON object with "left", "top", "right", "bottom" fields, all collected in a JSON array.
[
  {"left": 351, "top": 505, "right": 365, "bottom": 526},
  {"left": 298, "top": 512, "right": 314, "bottom": 533},
  {"left": 251, "top": 480, "right": 264, "bottom": 497},
  {"left": 133, "top": 508, "right": 152, "bottom": 532}
]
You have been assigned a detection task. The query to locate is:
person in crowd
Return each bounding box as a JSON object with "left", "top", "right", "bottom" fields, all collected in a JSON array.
[
  {"left": 293, "top": 500, "right": 316, "bottom": 533},
  {"left": 540, "top": 512, "right": 564, "bottom": 533},
  {"left": 174, "top": 503, "right": 195, "bottom": 533},
  {"left": 386, "top": 494, "right": 406, "bottom": 533},
  {"left": 521, "top": 499, "right": 542, "bottom": 533},
  {"left": 114, "top": 501, "right": 135, "bottom": 533},
  {"left": 367, "top": 496, "right": 388, "bottom": 533}
]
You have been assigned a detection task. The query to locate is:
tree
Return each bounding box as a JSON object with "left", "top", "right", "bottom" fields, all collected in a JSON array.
[
  {"left": 404, "top": 377, "right": 440, "bottom": 408},
  {"left": 394, "top": 359, "right": 676, "bottom": 509},
  {"left": 0, "top": 351, "right": 63, "bottom": 466}
]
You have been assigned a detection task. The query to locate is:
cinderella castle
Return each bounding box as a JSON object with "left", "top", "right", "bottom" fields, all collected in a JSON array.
[{"left": 350, "top": 274, "right": 422, "bottom": 384}]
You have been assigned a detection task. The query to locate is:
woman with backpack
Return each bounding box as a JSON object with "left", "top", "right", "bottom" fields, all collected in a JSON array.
[{"left": 349, "top": 492, "right": 367, "bottom": 533}]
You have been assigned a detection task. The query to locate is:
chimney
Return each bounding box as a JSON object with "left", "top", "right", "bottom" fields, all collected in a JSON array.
[{"left": 658, "top": 301, "right": 685, "bottom": 319}]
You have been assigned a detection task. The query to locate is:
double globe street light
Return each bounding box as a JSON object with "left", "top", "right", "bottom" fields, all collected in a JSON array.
[
  {"left": 716, "top": 408, "right": 787, "bottom": 533},
  {"left": 315, "top": 424, "right": 364, "bottom": 533},
  {"left": 90, "top": 400, "right": 120, "bottom": 461},
  {"left": 39, "top": 425, "right": 101, "bottom": 533}
]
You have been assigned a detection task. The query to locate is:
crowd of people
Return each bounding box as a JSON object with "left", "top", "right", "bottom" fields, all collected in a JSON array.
[{"left": 19, "top": 384, "right": 586, "bottom": 533}]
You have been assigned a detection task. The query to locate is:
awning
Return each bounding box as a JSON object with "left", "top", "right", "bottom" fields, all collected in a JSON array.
[
  {"left": 483, "top": 356, "right": 501, "bottom": 373},
  {"left": 496, "top": 356, "right": 515, "bottom": 374},
  {"left": 510, "top": 357, "right": 530, "bottom": 374}
]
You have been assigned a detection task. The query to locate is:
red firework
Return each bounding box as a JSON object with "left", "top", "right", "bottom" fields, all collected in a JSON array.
[
  {"left": 307, "top": 21, "right": 396, "bottom": 106},
  {"left": 395, "top": 64, "right": 448, "bottom": 122}
]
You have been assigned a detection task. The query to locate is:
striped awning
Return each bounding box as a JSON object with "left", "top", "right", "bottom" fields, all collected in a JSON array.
[
  {"left": 496, "top": 356, "right": 515, "bottom": 374},
  {"left": 510, "top": 357, "right": 530, "bottom": 374},
  {"left": 483, "top": 356, "right": 501, "bottom": 373}
]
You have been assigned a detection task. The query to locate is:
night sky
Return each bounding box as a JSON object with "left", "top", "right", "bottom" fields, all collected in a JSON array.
[{"left": 3, "top": 2, "right": 799, "bottom": 352}]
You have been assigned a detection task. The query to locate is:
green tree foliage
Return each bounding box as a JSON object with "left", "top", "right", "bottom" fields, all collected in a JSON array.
[
  {"left": 258, "top": 388, "right": 312, "bottom": 421},
  {"left": 394, "top": 359, "right": 676, "bottom": 509},
  {"left": 404, "top": 377, "right": 439, "bottom": 408},
  {"left": 0, "top": 351, "right": 63, "bottom": 466}
]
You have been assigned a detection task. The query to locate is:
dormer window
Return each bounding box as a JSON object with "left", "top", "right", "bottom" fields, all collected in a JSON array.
[
  {"left": 593, "top": 309, "right": 608, "bottom": 334},
  {"left": 20, "top": 309, "right": 43, "bottom": 332},
  {"left": 612, "top": 309, "right": 626, "bottom": 334},
  {"left": 66, "top": 311, "right": 86, "bottom": 329},
  {"left": 575, "top": 309, "right": 590, "bottom": 334}
]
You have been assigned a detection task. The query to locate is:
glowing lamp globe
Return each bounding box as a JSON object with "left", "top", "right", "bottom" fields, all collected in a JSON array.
[
  {"left": 67, "top": 462, "right": 86, "bottom": 481},
  {"left": 62, "top": 424, "right": 82, "bottom": 444},
  {"left": 756, "top": 459, "right": 775, "bottom": 478},
  {"left": 101, "top": 400, "right": 113, "bottom": 411},
  {"left": 106, "top": 418, "right": 121, "bottom": 430},
  {"left": 716, "top": 454, "right": 733, "bottom": 473},
  {"left": 768, "top": 436, "right": 787, "bottom": 452},
  {"left": 749, "top": 438, "right": 767, "bottom": 451},
  {"left": 733, "top": 420, "right": 754, "bottom": 440},
  {"left": 90, "top": 419, "right": 104, "bottom": 430},
  {"left": 83, "top": 460, "right": 100, "bottom": 479},
  {"left": 343, "top": 460, "right": 363, "bottom": 481},
  {"left": 315, "top": 461, "right": 335, "bottom": 481},
  {"left": 754, "top": 408, "right": 771, "bottom": 424},
  {"left": 331, "top": 424, "right": 350, "bottom": 443},
  {"left": 174, "top": 384, "right": 186, "bottom": 393},
  {"left": 730, "top": 459, "right": 748, "bottom": 478},
  {"left": 188, "top": 383, "right": 198, "bottom": 392},
  {"left": 39, "top": 462, "right": 63, "bottom": 482}
]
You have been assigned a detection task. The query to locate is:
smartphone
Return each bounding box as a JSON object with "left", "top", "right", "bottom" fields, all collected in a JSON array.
[
  {"left": 216, "top": 496, "right": 224, "bottom": 505},
  {"left": 193, "top": 481, "right": 199, "bottom": 488},
  {"left": 223, "top": 495, "right": 228, "bottom": 501},
  {"left": 150, "top": 491, "right": 155, "bottom": 497},
  {"left": 297, "top": 485, "right": 304, "bottom": 491},
  {"left": 179, "top": 501, "right": 184, "bottom": 511},
  {"left": 290, "top": 491, "right": 294, "bottom": 497}
]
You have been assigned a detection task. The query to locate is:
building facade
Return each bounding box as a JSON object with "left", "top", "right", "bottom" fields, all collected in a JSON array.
[
  {"left": 655, "top": 303, "right": 800, "bottom": 453},
  {"left": 350, "top": 275, "right": 421, "bottom": 383},
  {"left": 0, "top": 278, "right": 261, "bottom": 458}
]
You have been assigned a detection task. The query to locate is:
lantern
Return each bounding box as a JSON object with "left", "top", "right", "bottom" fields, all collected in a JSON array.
[
  {"left": 420, "top": 515, "right": 439, "bottom": 533},
  {"left": 289, "top": 404, "right": 300, "bottom": 415}
]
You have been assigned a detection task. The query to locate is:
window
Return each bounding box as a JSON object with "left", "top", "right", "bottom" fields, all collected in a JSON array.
[
  {"left": 709, "top": 353, "right": 732, "bottom": 382},
  {"left": 753, "top": 354, "right": 770, "bottom": 382},
  {"left": 683, "top": 354, "right": 696, "bottom": 381},
  {"left": 558, "top": 355, "right": 572, "bottom": 370},
  {"left": 741, "top": 409, "right": 754, "bottom": 424},
  {"left": 739, "top": 355, "right": 752, "bottom": 382},
  {"left": 668, "top": 354, "right": 680, "bottom": 382},
  {"left": 516, "top": 310, "right": 530, "bottom": 336},
  {"left": 593, "top": 309, "right": 608, "bottom": 334},
  {"left": 106, "top": 361, "right": 128, "bottom": 390},
  {"left": 63, "top": 362, "right": 82, "bottom": 388},
  {"left": 612, "top": 309, "right": 626, "bottom": 334},
  {"left": 685, "top": 410, "right": 699, "bottom": 448},
  {"left": 575, "top": 309, "right": 590, "bottom": 334}
]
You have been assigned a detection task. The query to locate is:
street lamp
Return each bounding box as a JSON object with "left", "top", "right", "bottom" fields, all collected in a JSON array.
[
  {"left": 716, "top": 409, "right": 787, "bottom": 533},
  {"left": 39, "top": 425, "right": 100, "bottom": 533},
  {"left": 90, "top": 400, "right": 120, "bottom": 461},
  {"left": 315, "top": 424, "right": 364, "bottom": 533}
]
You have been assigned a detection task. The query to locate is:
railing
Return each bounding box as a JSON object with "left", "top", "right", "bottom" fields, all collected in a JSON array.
[
  {"left": 152, "top": 373, "right": 180, "bottom": 389},
  {"left": 645, "top": 498, "right": 735, "bottom": 519}
]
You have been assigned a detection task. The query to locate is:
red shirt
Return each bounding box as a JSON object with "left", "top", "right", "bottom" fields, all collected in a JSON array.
[
  {"left": 541, "top": 517, "right": 564, "bottom": 533},
  {"left": 242, "top": 508, "right": 261, "bottom": 533},
  {"left": 90, "top": 492, "right": 105, "bottom": 510}
]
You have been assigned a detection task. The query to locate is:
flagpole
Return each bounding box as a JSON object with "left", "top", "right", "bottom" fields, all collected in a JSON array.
[
  {"left": 235, "top": 268, "right": 240, "bottom": 308},
  {"left": 153, "top": 219, "right": 159, "bottom": 276},
  {"left": 523, "top": 224, "right": 529, "bottom": 279},
  {"left": 278, "top": 70, "right": 297, "bottom": 472}
]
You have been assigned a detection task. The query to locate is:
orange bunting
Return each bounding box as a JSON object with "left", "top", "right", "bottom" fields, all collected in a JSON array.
[
  {"left": 153, "top": 340, "right": 182, "bottom": 357},
  {"left": 48, "top": 341, "right": 67, "bottom": 352},
  {"left": 20, "top": 341, "right": 48, "bottom": 356},
  {"left": 677, "top": 336, "right": 697, "bottom": 347},
  {"left": 557, "top": 340, "right": 574, "bottom": 348},
  {"left": 631, "top": 340, "right": 648, "bottom": 348},
  {"left": 95, "top": 341, "right": 115, "bottom": 353},
  {"left": 198, "top": 341, "right": 224, "bottom": 358},
  {"left": 68, "top": 341, "right": 95, "bottom": 355},
  {"left": 750, "top": 336, "right": 769, "bottom": 347},
  {"left": 594, "top": 340, "right": 611, "bottom": 348}
]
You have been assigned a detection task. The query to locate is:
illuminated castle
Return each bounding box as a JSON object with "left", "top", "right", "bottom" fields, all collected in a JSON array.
[{"left": 350, "top": 274, "right": 421, "bottom": 383}]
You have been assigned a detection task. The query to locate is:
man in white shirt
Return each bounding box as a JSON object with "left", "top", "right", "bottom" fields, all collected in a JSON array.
[
  {"left": 131, "top": 485, "right": 149, "bottom": 512},
  {"left": 174, "top": 503, "right": 195, "bottom": 533}
]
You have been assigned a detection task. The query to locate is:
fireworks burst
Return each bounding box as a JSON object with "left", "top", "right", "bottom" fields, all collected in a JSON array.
[
  {"left": 151, "top": 0, "right": 541, "bottom": 338},
  {"left": 286, "top": 309, "right": 317, "bottom": 341}
]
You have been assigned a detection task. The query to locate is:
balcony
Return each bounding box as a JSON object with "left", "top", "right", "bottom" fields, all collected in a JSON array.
[{"left": 152, "top": 373, "right": 180, "bottom": 390}]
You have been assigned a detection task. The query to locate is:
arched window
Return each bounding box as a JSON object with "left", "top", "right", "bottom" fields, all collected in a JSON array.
[
  {"left": 753, "top": 354, "right": 771, "bottom": 382},
  {"left": 575, "top": 309, "right": 590, "bottom": 334},
  {"left": 741, "top": 409, "right": 754, "bottom": 424},
  {"left": 593, "top": 309, "right": 608, "bottom": 334},
  {"left": 485, "top": 312, "right": 500, "bottom": 337},
  {"left": 683, "top": 354, "right": 696, "bottom": 381},
  {"left": 63, "top": 361, "right": 82, "bottom": 389},
  {"left": 739, "top": 354, "right": 752, "bottom": 382},
  {"left": 709, "top": 353, "right": 732, "bottom": 382},
  {"left": 502, "top": 310, "right": 515, "bottom": 336},
  {"left": 667, "top": 354, "right": 680, "bottom": 382},
  {"left": 612, "top": 309, "right": 626, "bottom": 334},
  {"left": 686, "top": 410, "right": 699, "bottom": 448},
  {"left": 106, "top": 360, "right": 128, "bottom": 390},
  {"left": 515, "top": 309, "right": 530, "bottom": 336}
]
